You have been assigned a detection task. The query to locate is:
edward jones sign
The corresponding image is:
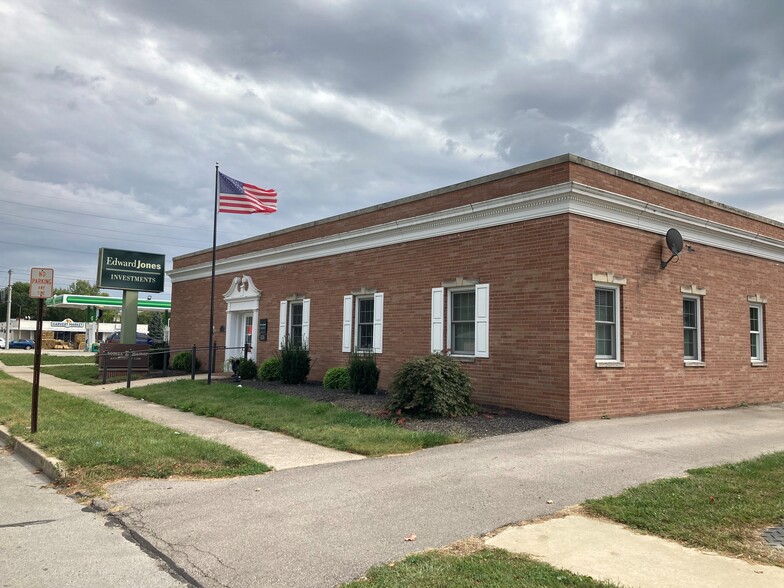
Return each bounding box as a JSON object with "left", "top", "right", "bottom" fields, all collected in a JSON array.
[{"left": 97, "top": 248, "right": 165, "bottom": 292}]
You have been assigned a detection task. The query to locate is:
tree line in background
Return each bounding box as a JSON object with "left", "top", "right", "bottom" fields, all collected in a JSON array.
[{"left": 3, "top": 279, "right": 156, "bottom": 324}]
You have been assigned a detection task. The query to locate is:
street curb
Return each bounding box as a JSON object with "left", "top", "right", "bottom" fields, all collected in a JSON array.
[{"left": 0, "top": 425, "right": 66, "bottom": 482}]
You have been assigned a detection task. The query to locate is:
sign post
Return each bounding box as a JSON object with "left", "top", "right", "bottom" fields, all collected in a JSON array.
[{"left": 29, "top": 268, "right": 54, "bottom": 433}]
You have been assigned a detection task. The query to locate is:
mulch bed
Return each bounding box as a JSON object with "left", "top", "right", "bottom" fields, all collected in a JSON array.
[{"left": 236, "top": 380, "right": 560, "bottom": 440}]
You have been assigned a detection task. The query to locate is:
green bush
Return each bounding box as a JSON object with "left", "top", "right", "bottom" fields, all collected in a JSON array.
[
  {"left": 237, "top": 358, "right": 258, "bottom": 380},
  {"left": 172, "top": 351, "right": 201, "bottom": 372},
  {"left": 258, "top": 357, "right": 281, "bottom": 381},
  {"left": 323, "top": 367, "right": 351, "bottom": 390},
  {"left": 149, "top": 343, "right": 168, "bottom": 370},
  {"left": 387, "top": 353, "right": 474, "bottom": 417},
  {"left": 279, "top": 339, "right": 311, "bottom": 384},
  {"left": 347, "top": 352, "right": 380, "bottom": 395}
]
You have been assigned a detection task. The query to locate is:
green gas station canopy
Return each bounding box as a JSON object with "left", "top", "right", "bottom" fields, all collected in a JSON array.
[{"left": 46, "top": 294, "right": 171, "bottom": 312}]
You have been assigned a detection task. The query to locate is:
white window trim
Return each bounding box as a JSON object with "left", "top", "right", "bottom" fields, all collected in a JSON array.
[
  {"left": 433, "top": 284, "right": 489, "bottom": 358},
  {"left": 750, "top": 303, "right": 764, "bottom": 364},
  {"left": 342, "top": 292, "right": 383, "bottom": 353},
  {"left": 278, "top": 298, "right": 310, "bottom": 349},
  {"left": 595, "top": 284, "right": 622, "bottom": 365},
  {"left": 683, "top": 295, "right": 702, "bottom": 364}
]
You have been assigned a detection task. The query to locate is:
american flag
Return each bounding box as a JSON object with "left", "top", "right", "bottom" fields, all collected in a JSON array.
[{"left": 218, "top": 172, "right": 277, "bottom": 214}]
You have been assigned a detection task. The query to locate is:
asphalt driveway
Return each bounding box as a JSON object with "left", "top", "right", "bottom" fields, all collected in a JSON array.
[{"left": 108, "top": 403, "right": 784, "bottom": 588}]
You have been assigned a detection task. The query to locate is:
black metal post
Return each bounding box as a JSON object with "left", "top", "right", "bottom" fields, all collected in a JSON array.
[
  {"left": 191, "top": 344, "right": 196, "bottom": 379},
  {"left": 213, "top": 340, "right": 217, "bottom": 373},
  {"left": 31, "top": 299, "right": 44, "bottom": 433},
  {"left": 126, "top": 350, "right": 132, "bottom": 389}
]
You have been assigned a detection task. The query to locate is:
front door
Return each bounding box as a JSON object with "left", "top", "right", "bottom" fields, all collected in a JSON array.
[{"left": 242, "top": 313, "right": 254, "bottom": 357}]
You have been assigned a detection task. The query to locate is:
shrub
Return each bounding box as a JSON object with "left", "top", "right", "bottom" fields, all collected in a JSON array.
[
  {"left": 347, "top": 352, "right": 380, "bottom": 395},
  {"left": 323, "top": 367, "right": 351, "bottom": 390},
  {"left": 149, "top": 342, "right": 168, "bottom": 370},
  {"left": 237, "top": 358, "right": 258, "bottom": 380},
  {"left": 258, "top": 357, "right": 281, "bottom": 381},
  {"left": 148, "top": 313, "right": 165, "bottom": 341},
  {"left": 279, "top": 339, "right": 311, "bottom": 384},
  {"left": 172, "top": 351, "right": 201, "bottom": 372},
  {"left": 387, "top": 353, "right": 474, "bottom": 417}
]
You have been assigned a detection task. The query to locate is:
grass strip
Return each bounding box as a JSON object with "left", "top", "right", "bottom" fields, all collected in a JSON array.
[
  {"left": 0, "top": 371, "right": 269, "bottom": 493},
  {"left": 0, "top": 353, "right": 95, "bottom": 366},
  {"left": 341, "top": 548, "right": 619, "bottom": 587},
  {"left": 39, "top": 364, "right": 136, "bottom": 385},
  {"left": 583, "top": 451, "right": 784, "bottom": 566},
  {"left": 118, "top": 379, "right": 461, "bottom": 457}
]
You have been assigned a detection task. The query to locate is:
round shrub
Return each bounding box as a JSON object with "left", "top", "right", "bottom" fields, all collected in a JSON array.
[
  {"left": 258, "top": 357, "right": 281, "bottom": 381},
  {"left": 172, "top": 351, "right": 201, "bottom": 372},
  {"left": 237, "top": 358, "right": 258, "bottom": 380},
  {"left": 323, "top": 367, "right": 350, "bottom": 390},
  {"left": 347, "top": 352, "right": 380, "bottom": 395},
  {"left": 387, "top": 354, "right": 474, "bottom": 417}
]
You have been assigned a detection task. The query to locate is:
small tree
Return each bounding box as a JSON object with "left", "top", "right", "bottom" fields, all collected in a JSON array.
[{"left": 148, "top": 313, "right": 165, "bottom": 341}]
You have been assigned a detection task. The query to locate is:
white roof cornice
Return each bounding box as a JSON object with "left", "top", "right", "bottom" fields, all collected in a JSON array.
[{"left": 168, "top": 182, "right": 784, "bottom": 283}]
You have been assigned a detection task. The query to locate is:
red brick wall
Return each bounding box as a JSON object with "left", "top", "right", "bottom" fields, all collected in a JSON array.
[
  {"left": 171, "top": 215, "right": 573, "bottom": 420},
  {"left": 170, "top": 158, "right": 784, "bottom": 421},
  {"left": 568, "top": 214, "right": 784, "bottom": 420}
]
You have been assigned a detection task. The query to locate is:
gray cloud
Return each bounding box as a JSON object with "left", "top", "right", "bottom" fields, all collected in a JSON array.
[{"left": 0, "top": 0, "right": 782, "bottom": 296}]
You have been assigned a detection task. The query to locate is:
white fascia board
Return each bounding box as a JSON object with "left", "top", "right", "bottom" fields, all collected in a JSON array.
[{"left": 168, "top": 182, "right": 784, "bottom": 283}]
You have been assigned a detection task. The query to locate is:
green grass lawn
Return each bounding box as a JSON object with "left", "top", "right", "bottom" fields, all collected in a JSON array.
[
  {"left": 0, "top": 371, "right": 269, "bottom": 493},
  {"left": 118, "top": 379, "right": 461, "bottom": 457},
  {"left": 39, "top": 364, "right": 137, "bottom": 385},
  {"left": 584, "top": 451, "right": 784, "bottom": 566},
  {"left": 341, "top": 548, "right": 620, "bottom": 588},
  {"left": 0, "top": 353, "right": 95, "bottom": 366}
]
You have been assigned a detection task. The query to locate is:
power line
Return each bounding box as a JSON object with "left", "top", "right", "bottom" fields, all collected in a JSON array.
[
  {"left": 1, "top": 212, "right": 207, "bottom": 245},
  {"left": 0, "top": 218, "right": 196, "bottom": 250},
  {"left": 0, "top": 197, "right": 205, "bottom": 230}
]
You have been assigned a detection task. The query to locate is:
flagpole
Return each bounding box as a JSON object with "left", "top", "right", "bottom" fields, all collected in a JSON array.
[{"left": 207, "top": 162, "right": 219, "bottom": 385}]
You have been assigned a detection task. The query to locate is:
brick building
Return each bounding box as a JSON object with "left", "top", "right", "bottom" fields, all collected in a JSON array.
[{"left": 168, "top": 154, "right": 784, "bottom": 421}]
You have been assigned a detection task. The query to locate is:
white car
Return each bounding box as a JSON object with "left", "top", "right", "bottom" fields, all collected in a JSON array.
[{"left": 0, "top": 337, "right": 5, "bottom": 349}]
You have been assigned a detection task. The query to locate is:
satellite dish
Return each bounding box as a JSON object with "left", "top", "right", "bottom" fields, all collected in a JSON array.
[
  {"left": 665, "top": 228, "right": 683, "bottom": 255},
  {"left": 660, "top": 228, "right": 683, "bottom": 269}
]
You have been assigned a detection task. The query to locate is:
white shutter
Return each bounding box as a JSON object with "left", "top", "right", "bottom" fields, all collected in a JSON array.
[
  {"left": 475, "top": 284, "right": 490, "bottom": 358},
  {"left": 373, "top": 292, "right": 384, "bottom": 354},
  {"left": 342, "top": 295, "right": 353, "bottom": 352},
  {"left": 431, "top": 287, "right": 444, "bottom": 353},
  {"left": 302, "top": 298, "right": 311, "bottom": 347},
  {"left": 278, "top": 300, "right": 288, "bottom": 350}
]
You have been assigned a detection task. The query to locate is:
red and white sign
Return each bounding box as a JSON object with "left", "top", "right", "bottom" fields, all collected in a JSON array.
[{"left": 30, "top": 268, "right": 54, "bottom": 299}]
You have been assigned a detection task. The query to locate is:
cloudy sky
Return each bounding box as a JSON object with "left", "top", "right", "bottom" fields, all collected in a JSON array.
[{"left": 1, "top": 0, "right": 782, "bottom": 299}]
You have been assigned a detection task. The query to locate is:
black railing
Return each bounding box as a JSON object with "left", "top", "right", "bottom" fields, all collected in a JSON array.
[{"left": 97, "top": 343, "right": 250, "bottom": 387}]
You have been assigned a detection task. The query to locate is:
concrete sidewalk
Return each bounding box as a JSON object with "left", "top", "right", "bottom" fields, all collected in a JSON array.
[
  {"left": 3, "top": 359, "right": 783, "bottom": 587},
  {"left": 0, "top": 363, "right": 363, "bottom": 471},
  {"left": 488, "top": 514, "right": 784, "bottom": 588}
]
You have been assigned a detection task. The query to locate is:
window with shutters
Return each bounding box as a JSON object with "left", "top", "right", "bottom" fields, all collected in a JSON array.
[
  {"left": 342, "top": 292, "right": 384, "bottom": 353},
  {"left": 431, "top": 283, "right": 489, "bottom": 358},
  {"left": 278, "top": 298, "right": 310, "bottom": 349}
]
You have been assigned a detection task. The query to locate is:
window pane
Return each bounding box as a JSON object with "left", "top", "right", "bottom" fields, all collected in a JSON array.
[
  {"left": 358, "top": 324, "right": 373, "bottom": 350},
  {"left": 358, "top": 298, "right": 374, "bottom": 324},
  {"left": 750, "top": 307, "right": 759, "bottom": 332},
  {"left": 595, "top": 290, "right": 614, "bottom": 322},
  {"left": 290, "top": 303, "right": 303, "bottom": 347},
  {"left": 684, "top": 330, "right": 696, "bottom": 359},
  {"left": 683, "top": 299, "right": 696, "bottom": 328},
  {"left": 452, "top": 292, "right": 475, "bottom": 322},
  {"left": 750, "top": 333, "right": 758, "bottom": 359},
  {"left": 453, "top": 323, "right": 475, "bottom": 353},
  {"left": 595, "top": 323, "right": 613, "bottom": 357}
]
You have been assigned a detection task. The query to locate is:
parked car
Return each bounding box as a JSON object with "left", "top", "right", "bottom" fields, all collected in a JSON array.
[
  {"left": 104, "top": 332, "right": 157, "bottom": 346},
  {"left": 0, "top": 337, "right": 5, "bottom": 349},
  {"left": 8, "top": 339, "right": 35, "bottom": 350}
]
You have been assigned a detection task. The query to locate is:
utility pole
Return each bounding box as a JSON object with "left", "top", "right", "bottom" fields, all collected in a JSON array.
[{"left": 5, "top": 270, "right": 11, "bottom": 343}]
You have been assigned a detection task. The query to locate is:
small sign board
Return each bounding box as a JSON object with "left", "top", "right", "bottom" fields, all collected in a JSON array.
[
  {"left": 97, "top": 248, "right": 165, "bottom": 292},
  {"left": 258, "top": 318, "right": 268, "bottom": 341},
  {"left": 30, "top": 268, "right": 54, "bottom": 299}
]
